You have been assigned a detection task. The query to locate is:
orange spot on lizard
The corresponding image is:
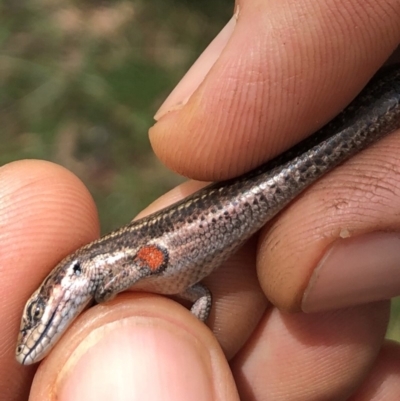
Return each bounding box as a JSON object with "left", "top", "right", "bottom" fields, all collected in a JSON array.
[{"left": 136, "top": 245, "right": 166, "bottom": 272}]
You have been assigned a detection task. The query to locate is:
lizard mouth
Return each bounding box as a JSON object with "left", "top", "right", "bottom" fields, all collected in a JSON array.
[{"left": 18, "top": 305, "right": 59, "bottom": 365}]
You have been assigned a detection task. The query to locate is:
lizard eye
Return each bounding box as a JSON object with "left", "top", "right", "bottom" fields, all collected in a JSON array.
[
  {"left": 27, "top": 300, "right": 44, "bottom": 323},
  {"left": 72, "top": 260, "right": 82, "bottom": 276},
  {"left": 34, "top": 304, "right": 43, "bottom": 318}
]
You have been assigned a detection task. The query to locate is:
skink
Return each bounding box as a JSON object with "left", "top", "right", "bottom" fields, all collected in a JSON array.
[{"left": 16, "top": 64, "right": 400, "bottom": 365}]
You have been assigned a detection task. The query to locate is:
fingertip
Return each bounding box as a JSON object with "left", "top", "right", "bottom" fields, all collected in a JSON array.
[
  {"left": 232, "top": 302, "right": 390, "bottom": 401},
  {"left": 0, "top": 160, "right": 100, "bottom": 281},
  {"left": 302, "top": 233, "right": 400, "bottom": 313},
  {"left": 256, "top": 130, "right": 400, "bottom": 312},
  {"left": 150, "top": 0, "right": 400, "bottom": 181},
  {"left": 0, "top": 159, "right": 100, "bottom": 400},
  {"left": 29, "top": 295, "right": 239, "bottom": 401},
  {"left": 350, "top": 340, "right": 400, "bottom": 399}
]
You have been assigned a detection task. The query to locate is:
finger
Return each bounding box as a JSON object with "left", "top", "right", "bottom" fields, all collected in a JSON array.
[
  {"left": 256, "top": 127, "right": 400, "bottom": 312},
  {"left": 150, "top": 0, "right": 400, "bottom": 180},
  {"left": 29, "top": 294, "right": 240, "bottom": 401},
  {"left": 231, "top": 301, "right": 390, "bottom": 401},
  {"left": 136, "top": 181, "right": 268, "bottom": 359},
  {"left": 350, "top": 340, "right": 400, "bottom": 400},
  {"left": 0, "top": 160, "right": 99, "bottom": 401}
]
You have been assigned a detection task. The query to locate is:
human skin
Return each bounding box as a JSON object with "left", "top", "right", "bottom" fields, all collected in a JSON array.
[{"left": 2, "top": 0, "right": 400, "bottom": 400}]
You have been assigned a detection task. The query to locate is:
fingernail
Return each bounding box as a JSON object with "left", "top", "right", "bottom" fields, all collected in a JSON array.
[
  {"left": 302, "top": 232, "right": 400, "bottom": 313},
  {"left": 154, "top": 15, "right": 237, "bottom": 121},
  {"left": 55, "top": 317, "right": 214, "bottom": 401}
]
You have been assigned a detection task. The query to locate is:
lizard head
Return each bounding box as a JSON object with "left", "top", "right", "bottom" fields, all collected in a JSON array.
[{"left": 16, "top": 255, "right": 95, "bottom": 365}]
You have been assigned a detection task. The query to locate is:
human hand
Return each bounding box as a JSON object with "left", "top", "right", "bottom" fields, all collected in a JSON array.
[{"left": 3, "top": 0, "right": 400, "bottom": 399}]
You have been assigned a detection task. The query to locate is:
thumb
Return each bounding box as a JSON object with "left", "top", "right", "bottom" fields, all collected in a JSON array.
[
  {"left": 150, "top": 0, "right": 400, "bottom": 181},
  {"left": 29, "top": 294, "right": 239, "bottom": 401}
]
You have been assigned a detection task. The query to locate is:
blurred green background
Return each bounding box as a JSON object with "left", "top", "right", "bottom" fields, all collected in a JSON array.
[{"left": 1, "top": 0, "right": 399, "bottom": 341}]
